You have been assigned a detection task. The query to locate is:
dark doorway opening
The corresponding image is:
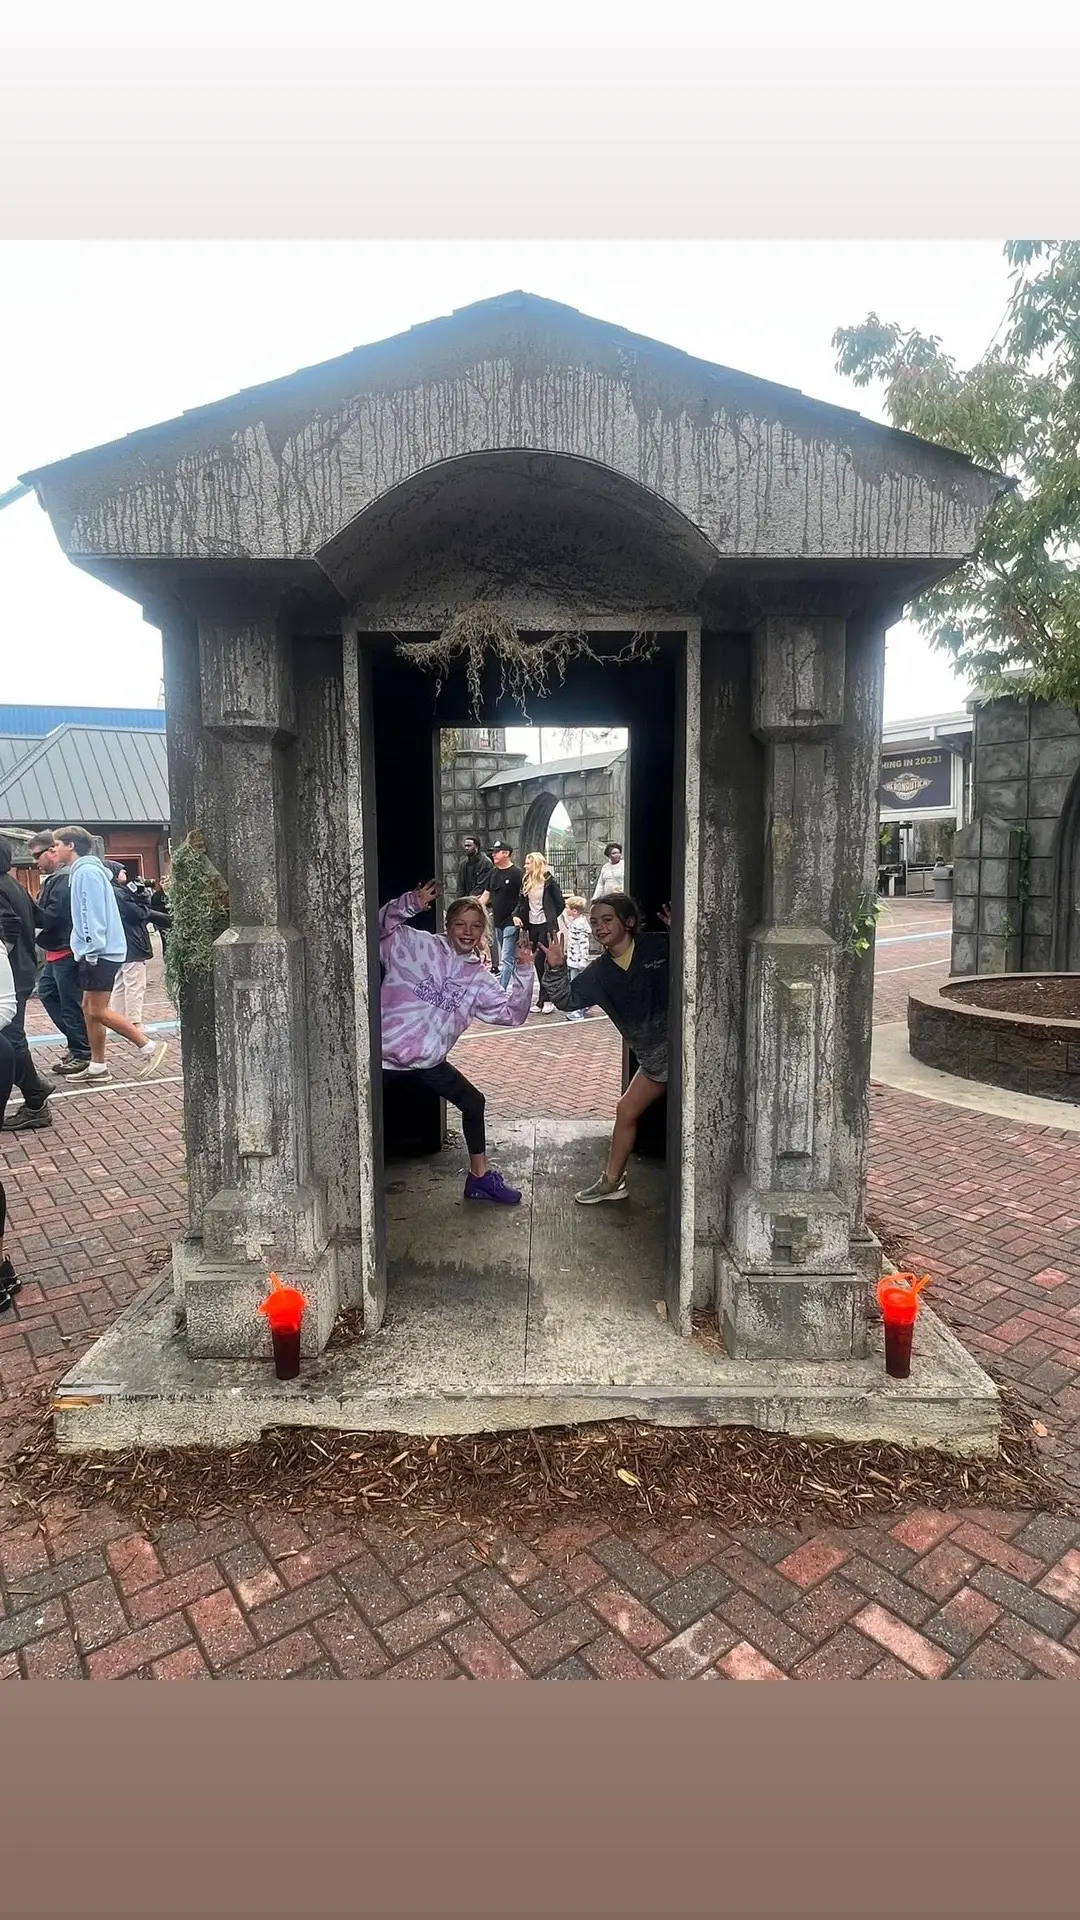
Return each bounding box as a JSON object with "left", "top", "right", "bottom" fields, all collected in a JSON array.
[{"left": 367, "top": 634, "right": 679, "bottom": 1168}]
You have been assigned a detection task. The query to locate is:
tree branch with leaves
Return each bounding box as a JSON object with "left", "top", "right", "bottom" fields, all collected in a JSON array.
[{"left": 833, "top": 241, "right": 1080, "bottom": 709}]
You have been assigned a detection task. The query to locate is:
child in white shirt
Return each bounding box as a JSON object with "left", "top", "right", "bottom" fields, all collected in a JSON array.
[{"left": 558, "top": 895, "right": 592, "bottom": 1021}]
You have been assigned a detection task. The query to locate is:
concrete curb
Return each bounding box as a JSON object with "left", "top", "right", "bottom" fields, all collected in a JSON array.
[{"left": 871, "top": 1022, "right": 1080, "bottom": 1133}]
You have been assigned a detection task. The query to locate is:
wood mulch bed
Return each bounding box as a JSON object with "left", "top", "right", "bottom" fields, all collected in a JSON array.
[{"left": 0, "top": 1380, "right": 1066, "bottom": 1541}]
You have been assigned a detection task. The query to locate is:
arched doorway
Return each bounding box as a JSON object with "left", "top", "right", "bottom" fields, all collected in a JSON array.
[
  {"left": 544, "top": 801, "right": 580, "bottom": 897},
  {"left": 521, "top": 791, "right": 557, "bottom": 862}
]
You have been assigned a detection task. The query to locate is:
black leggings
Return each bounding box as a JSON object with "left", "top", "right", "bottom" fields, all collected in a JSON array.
[
  {"left": 384, "top": 1062, "right": 486, "bottom": 1157},
  {"left": 0, "top": 1031, "right": 13, "bottom": 1240},
  {"left": 527, "top": 925, "right": 551, "bottom": 1008}
]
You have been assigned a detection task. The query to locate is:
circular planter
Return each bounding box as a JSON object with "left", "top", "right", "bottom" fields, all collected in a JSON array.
[{"left": 908, "top": 974, "right": 1080, "bottom": 1104}]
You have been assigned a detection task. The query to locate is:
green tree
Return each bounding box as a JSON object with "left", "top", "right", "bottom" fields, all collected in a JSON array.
[{"left": 833, "top": 241, "right": 1080, "bottom": 708}]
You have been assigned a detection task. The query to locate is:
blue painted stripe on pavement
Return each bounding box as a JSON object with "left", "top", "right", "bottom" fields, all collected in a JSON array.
[{"left": 28, "top": 1019, "right": 179, "bottom": 1049}]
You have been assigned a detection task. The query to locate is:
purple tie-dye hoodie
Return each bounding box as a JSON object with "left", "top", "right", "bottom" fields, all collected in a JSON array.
[{"left": 379, "top": 891, "right": 533, "bottom": 1070}]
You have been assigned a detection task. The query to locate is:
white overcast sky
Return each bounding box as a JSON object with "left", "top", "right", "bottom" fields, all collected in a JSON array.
[{"left": 0, "top": 241, "right": 1012, "bottom": 735}]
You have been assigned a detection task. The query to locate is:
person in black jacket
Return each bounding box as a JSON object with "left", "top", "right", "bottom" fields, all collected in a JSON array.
[
  {"left": 541, "top": 890, "right": 671, "bottom": 1203},
  {"left": 26, "top": 831, "right": 92, "bottom": 1077},
  {"left": 0, "top": 834, "right": 55, "bottom": 1131},
  {"left": 457, "top": 837, "right": 495, "bottom": 903},
  {"left": 513, "top": 851, "right": 565, "bottom": 1013},
  {"left": 106, "top": 863, "right": 171, "bottom": 1031}
]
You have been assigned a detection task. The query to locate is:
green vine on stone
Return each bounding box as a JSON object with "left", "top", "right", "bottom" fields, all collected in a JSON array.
[
  {"left": 1015, "top": 826, "right": 1032, "bottom": 909},
  {"left": 163, "top": 830, "right": 230, "bottom": 1007},
  {"left": 848, "top": 894, "right": 885, "bottom": 958}
]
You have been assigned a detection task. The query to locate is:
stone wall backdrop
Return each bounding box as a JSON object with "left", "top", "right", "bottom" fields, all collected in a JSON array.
[
  {"left": 438, "top": 742, "right": 626, "bottom": 900},
  {"left": 439, "top": 743, "right": 527, "bottom": 897},
  {"left": 951, "top": 698, "right": 1080, "bottom": 977}
]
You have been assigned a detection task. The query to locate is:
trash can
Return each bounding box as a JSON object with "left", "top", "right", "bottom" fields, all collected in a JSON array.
[{"left": 932, "top": 861, "right": 953, "bottom": 903}]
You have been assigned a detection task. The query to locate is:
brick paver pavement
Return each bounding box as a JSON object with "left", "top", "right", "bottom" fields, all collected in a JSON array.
[{"left": 8, "top": 908, "right": 1080, "bottom": 1680}]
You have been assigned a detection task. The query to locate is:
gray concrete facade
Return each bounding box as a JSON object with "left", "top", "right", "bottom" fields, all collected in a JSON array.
[
  {"left": 952, "top": 697, "right": 1080, "bottom": 977},
  {"left": 22, "top": 292, "right": 1004, "bottom": 1422}
]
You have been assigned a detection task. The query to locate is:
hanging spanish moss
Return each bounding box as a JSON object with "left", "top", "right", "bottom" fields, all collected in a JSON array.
[
  {"left": 163, "top": 830, "right": 230, "bottom": 1007},
  {"left": 396, "top": 604, "right": 658, "bottom": 719}
]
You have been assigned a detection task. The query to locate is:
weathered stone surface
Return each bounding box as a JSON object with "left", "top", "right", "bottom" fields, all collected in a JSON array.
[
  {"left": 718, "top": 1261, "right": 868, "bottom": 1363},
  {"left": 27, "top": 297, "right": 1002, "bottom": 569}
]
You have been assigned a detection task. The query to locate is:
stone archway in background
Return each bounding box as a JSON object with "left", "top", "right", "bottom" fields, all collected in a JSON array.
[{"left": 521, "top": 791, "right": 559, "bottom": 861}]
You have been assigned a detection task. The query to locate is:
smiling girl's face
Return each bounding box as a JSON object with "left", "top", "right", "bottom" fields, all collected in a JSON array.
[
  {"left": 589, "top": 902, "right": 632, "bottom": 951},
  {"left": 446, "top": 906, "right": 487, "bottom": 956}
]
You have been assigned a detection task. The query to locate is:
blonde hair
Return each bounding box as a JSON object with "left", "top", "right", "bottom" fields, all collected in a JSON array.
[
  {"left": 565, "top": 893, "right": 586, "bottom": 911},
  {"left": 522, "top": 851, "right": 549, "bottom": 892}
]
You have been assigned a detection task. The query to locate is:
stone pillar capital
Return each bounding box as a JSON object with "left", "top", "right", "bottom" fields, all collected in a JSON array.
[
  {"left": 751, "top": 615, "right": 846, "bottom": 742},
  {"left": 199, "top": 615, "right": 297, "bottom": 740}
]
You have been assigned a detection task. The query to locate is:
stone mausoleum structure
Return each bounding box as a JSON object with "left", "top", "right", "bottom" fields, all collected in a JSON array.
[{"left": 22, "top": 293, "right": 1004, "bottom": 1452}]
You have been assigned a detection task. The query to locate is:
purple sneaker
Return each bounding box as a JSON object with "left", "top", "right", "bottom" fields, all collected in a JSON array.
[{"left": 464, "top": 1169, "right": 522, "bottom": 1206}]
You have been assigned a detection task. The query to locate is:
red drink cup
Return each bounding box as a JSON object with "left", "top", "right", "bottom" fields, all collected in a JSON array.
[
  {"left": 882, "top": 1315, "right": 914, "bottom": 1379},
  {"left": 259, "top": 1276, "right": 307, "bottom": 1381},
  {"left": 876, "top": 1276, "right": 926, "bottom": 1381},
  {"left": 270, "top": 1324, "right": 302, "bottom": 1380}
]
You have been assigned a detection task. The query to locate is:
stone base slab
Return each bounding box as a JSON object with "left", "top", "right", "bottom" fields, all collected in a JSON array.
[
  {"left": 717, "top": 1252, "right": 868, "bottom": 1361},
  {"left": 52, "top": 1266, "right": 1000, "bottom": 1458},
  {"left": 181, "top": 1248, "right": 339, "bottom": 1358}
]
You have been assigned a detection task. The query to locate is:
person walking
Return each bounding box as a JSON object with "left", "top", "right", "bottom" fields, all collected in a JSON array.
[
  {"left": 556, "top": 894, "right": 592, "bottom": 1020},
  {"left": 514, "top": 850, "right": 565, "bottom": 1013},
  {"left": 0, "top": 835, "right": 55, "bottom": 1133},
  {"left": 52, "top": 828, "right": 169, "bottom": 1084},
  {"left": 0, "top": 940, "right": 23, "bottom": 1308},
  {"left": 27, "top": 831, "right": 92, "bottom": 1078},
  {"left": 592, "top": 841, "right": 625, "bottom": 900},
  {"left": 457, "top": 835, "right": 494, "bottom": 904},
  {"left": 106, "top": 861, "right": 171, "bottom": 1032},
  {"left": 487, "top": 841, "right": 524, "bottom": 989},
  {"left": 149, "top": 874, "right": 170, "bottom": 962}
]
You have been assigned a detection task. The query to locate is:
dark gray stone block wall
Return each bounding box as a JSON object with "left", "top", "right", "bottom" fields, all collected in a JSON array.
[
  {"left": 439, "top": 748, "right": 626, "bottom": 899},
  {"left": 951, "top": 699, "right": 1080, "bottom": 976}
]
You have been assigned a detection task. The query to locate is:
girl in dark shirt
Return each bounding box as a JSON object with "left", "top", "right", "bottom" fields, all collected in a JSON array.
[{"left": 541, "top": 891, "right": 671, "bottom": 1204}]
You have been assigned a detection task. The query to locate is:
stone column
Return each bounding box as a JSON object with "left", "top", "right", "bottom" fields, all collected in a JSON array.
[
  {"left": 177, "top": 609, "right": 338, "bottom": 1358},
  {"left": 718, "top": 615, "right": 868, "bottom": 1360}
]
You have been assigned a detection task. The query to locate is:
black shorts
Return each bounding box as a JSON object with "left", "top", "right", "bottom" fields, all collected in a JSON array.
[{"left": 77, "top": 958, "right": 122, "bottom": 994}]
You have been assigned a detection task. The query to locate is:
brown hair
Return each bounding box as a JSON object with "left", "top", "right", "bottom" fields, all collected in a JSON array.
[
  {"left": 56, "top": 826, "right": 94, "bottom": 857},
  {"left": 444, "top": 895, "right": 490, "bottom": 936}
]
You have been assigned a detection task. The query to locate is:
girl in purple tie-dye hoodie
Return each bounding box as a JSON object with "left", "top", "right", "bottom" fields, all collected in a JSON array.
[{"left": 380, "top": 881, "right": 535, "bottom": 1205}]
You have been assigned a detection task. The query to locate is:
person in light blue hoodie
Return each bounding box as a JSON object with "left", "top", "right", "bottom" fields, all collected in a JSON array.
[{"left": 53, "top": 828, "right": 169, "bottom": 1085}]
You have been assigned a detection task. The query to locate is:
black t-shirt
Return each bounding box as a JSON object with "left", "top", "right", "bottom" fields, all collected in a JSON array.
[{"left": 487, "top": 864, "right": 523, "bottom": 930}]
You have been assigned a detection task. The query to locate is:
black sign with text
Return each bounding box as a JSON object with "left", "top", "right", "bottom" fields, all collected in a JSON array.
[{"left": 878, "top": 749, "right": 954, "bottom": 813}]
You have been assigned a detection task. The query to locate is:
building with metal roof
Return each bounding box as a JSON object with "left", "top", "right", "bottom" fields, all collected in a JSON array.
[
  {"left": 0, "top": 722, "right": 170, "bottom": 886},
  {"left": 0, "top": 704, "right": 165, "bottom": 736}
]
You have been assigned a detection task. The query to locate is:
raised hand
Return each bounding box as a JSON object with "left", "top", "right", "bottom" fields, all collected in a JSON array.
[
  {"left": 515, "top": 923, "right": 534, "bottom": 967},
  {"left": 540, "top": 931, "right": 565, "bottom": 970},
  {"left": 416, "top": 879, "right": 440, "bottom": 911},
  {"left": 658, "top": 902, "right": 672, "bottom": 928}
]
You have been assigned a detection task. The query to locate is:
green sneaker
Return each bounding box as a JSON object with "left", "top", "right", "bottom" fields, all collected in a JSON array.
[{"left": 574, "top": 1173, "right": 629, "bottom": 1206}]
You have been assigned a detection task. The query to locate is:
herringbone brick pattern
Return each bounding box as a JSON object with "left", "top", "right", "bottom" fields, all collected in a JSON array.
[{"left": 5, "top": 906, "right": 1080, "bottom": 1680}]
